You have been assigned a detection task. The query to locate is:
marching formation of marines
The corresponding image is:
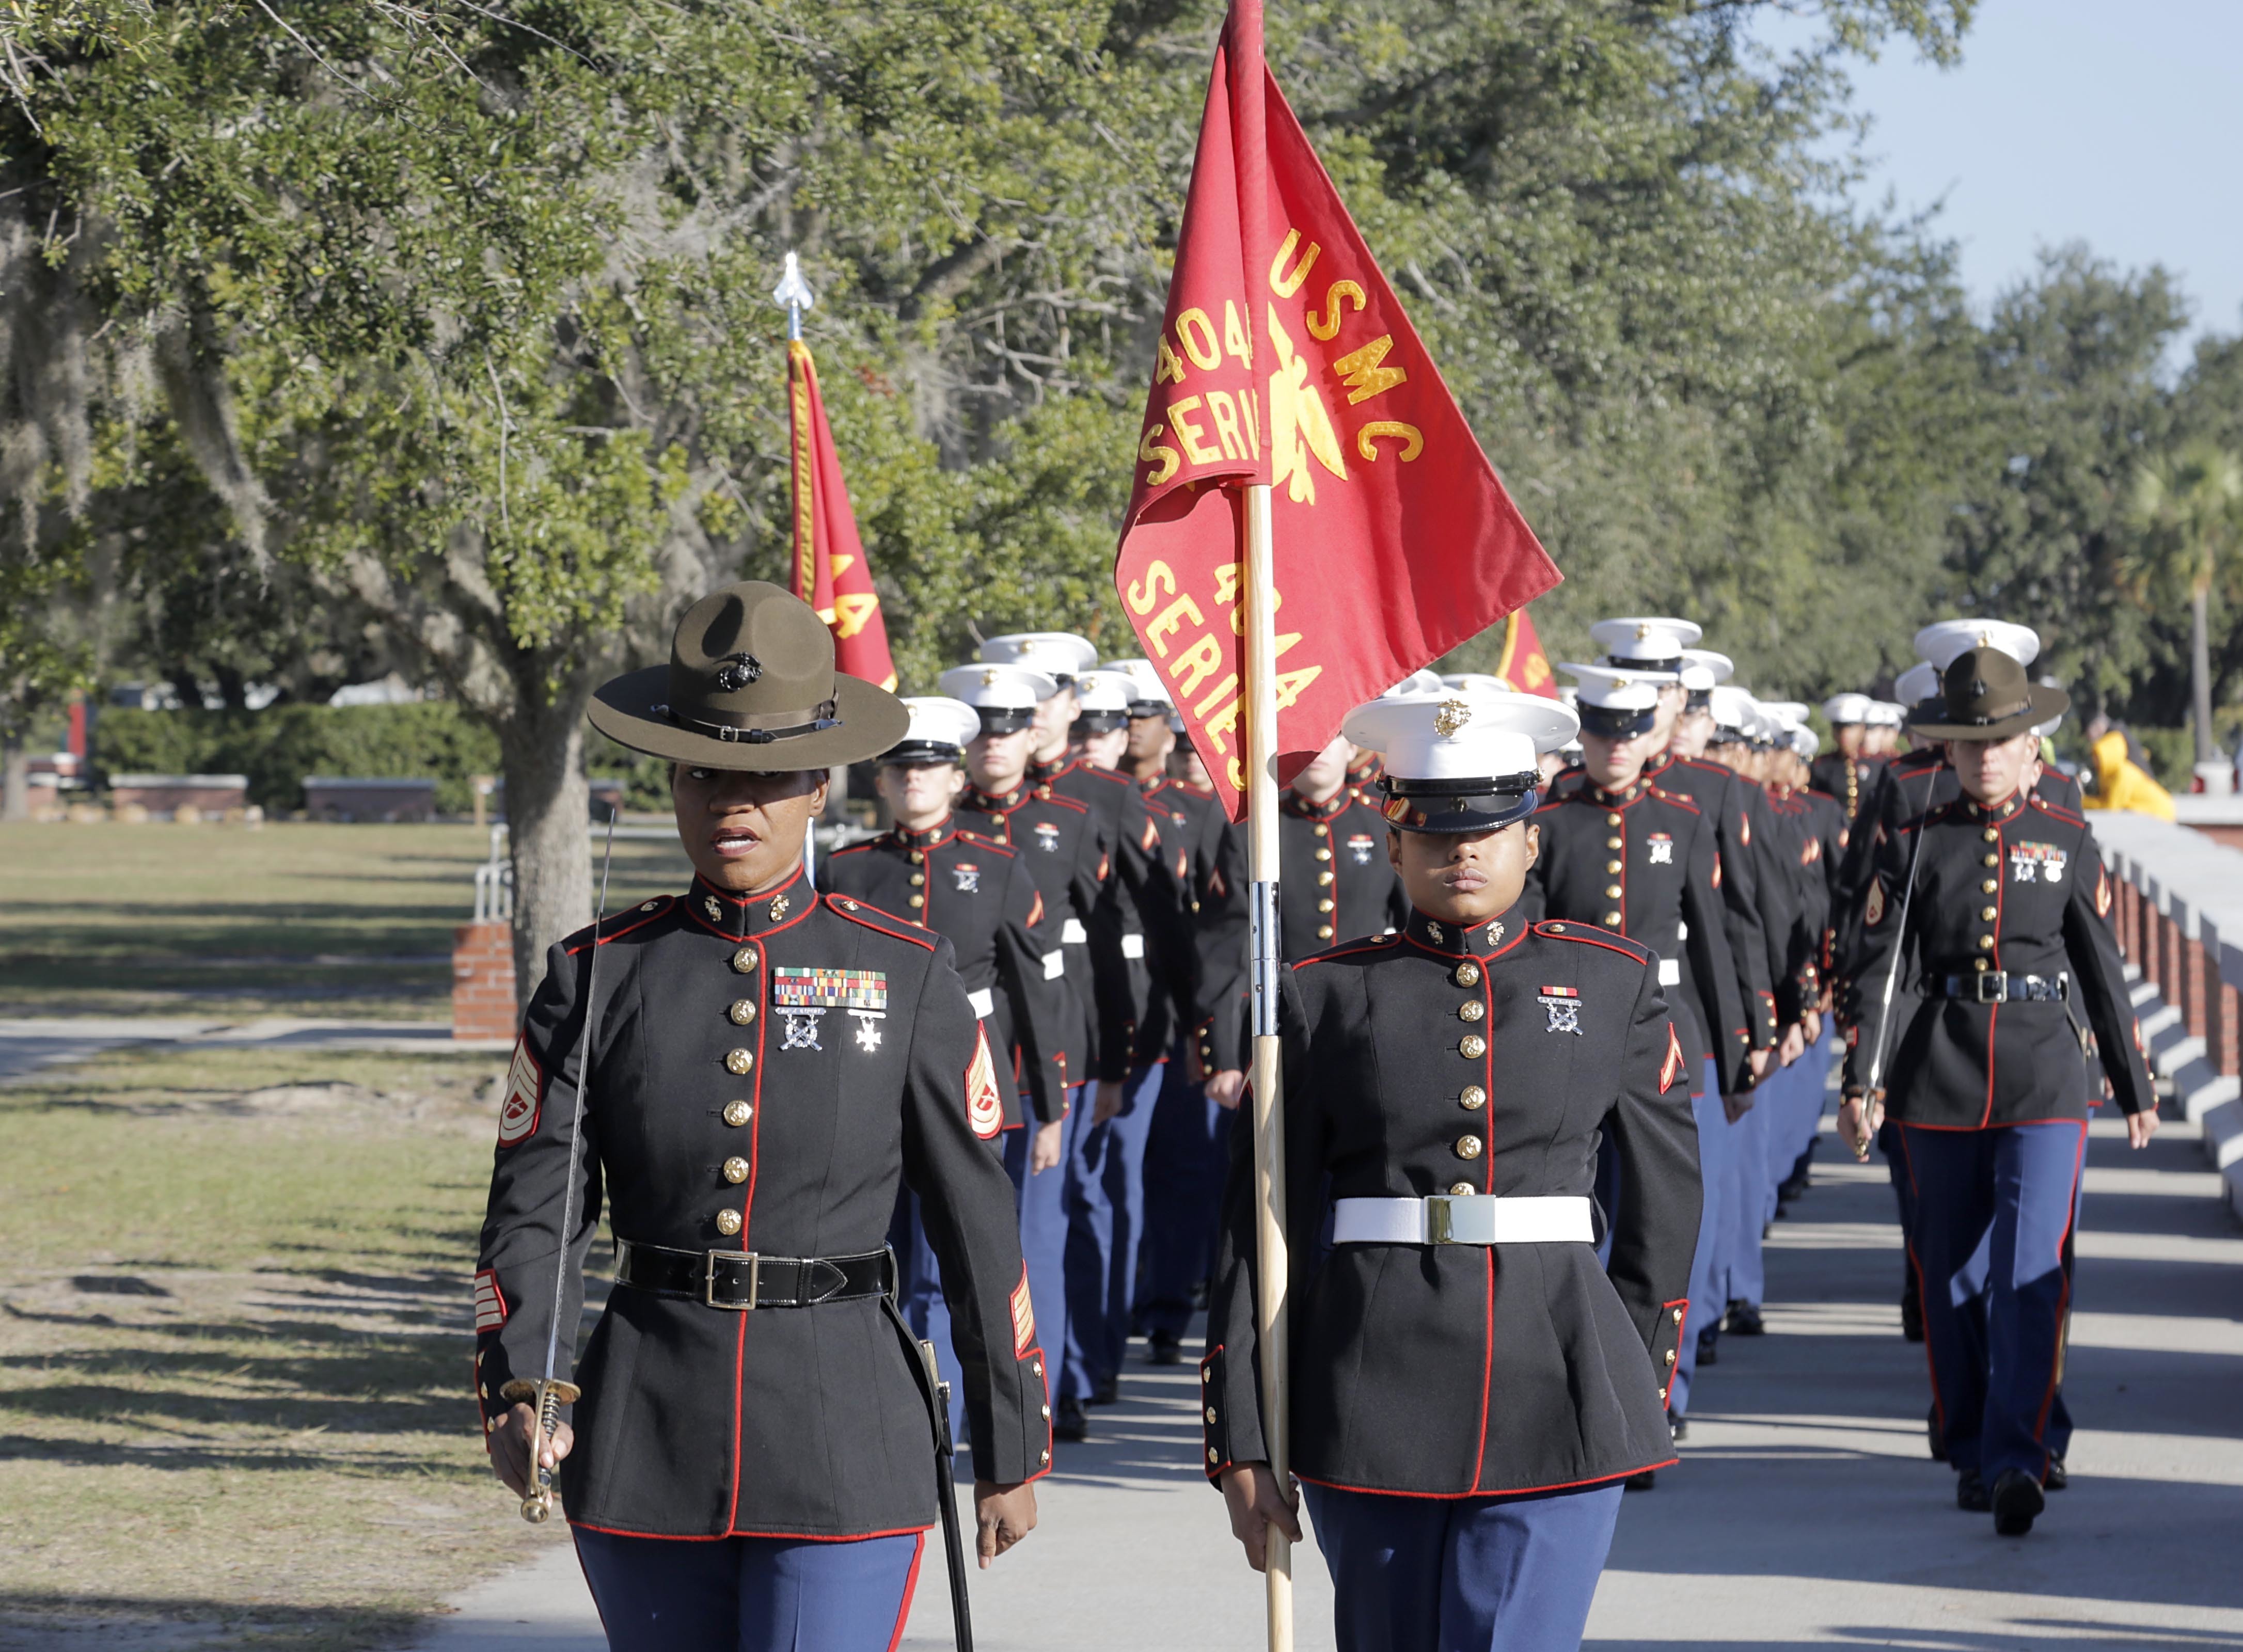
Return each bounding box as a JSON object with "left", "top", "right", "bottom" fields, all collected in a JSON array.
[{"left": 470, "top": 581, "right": 2157, "bottom": 1650}]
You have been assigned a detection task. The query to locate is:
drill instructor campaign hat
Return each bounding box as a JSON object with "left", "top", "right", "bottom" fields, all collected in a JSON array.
[
  {"left": 588, "top": 581, "right": 909, "bottom": 769},
  {"left": 1907, "top": 645, "right": 2070, "bottom": 742}
]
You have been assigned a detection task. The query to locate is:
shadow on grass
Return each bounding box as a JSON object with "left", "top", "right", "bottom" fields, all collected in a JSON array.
[{"left": 0, "top": 1590, "right": 419, "bottom": 1652}]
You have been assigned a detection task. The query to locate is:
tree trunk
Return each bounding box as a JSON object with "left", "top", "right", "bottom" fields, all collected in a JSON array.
[
  {"left": 2, "top": 734, "right": 29, "bottom": 822},
  {"left": 499, "top": 684, "right": 594, "bottom": 1004},
  {"left": 2192, "top": 584, "right": 2217, "bottom": 767}
]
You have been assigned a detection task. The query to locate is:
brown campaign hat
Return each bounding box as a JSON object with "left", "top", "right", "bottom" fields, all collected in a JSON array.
[
  {"left": 588, "top": 581, "right": 908, "bottom": 769},
  {"left": 1907, "top": 644, "right": 2069, "bottom": 742}
]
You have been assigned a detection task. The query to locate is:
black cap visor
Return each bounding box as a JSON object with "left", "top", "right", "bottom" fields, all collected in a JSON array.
[
  {"left": 1577, "top": 703, "right": 1657, "bottom": 739},
  {"left": 1069, "top": 712, "right": 1128, "bottom": 737},
  {"left": 878, "top": 740, "right": 963, "bottom": 768},
  {"left": 1379, "top": 774, "right": 1540, "bottom": 834},
  {"left": 974, "top": 707, "right": 1035, "bottom": 736}
]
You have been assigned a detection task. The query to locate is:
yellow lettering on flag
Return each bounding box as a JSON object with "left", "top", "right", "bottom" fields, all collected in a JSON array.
[
  {"left": 1176, "top": 309, "right": 1223, "bottom": 371},
  {"left": 833, "top": 592, "right": 880, "bottom": 640},
  {"left": 1306, "top": 280, "right": 1366, "bottom": 342},
  {"left": 829, "top": 553, "right": 856, "bottom": 580},
  {"left": 1269, "top": 229, "right": 1321, "bottom": 298},
  {"left": 1223, "top": 299, "right": 1254, "bottom": 367},
  {"left": 1172, "top": 634, "right": 1225, "bottom": 697},
  {"left": 1274, "top": 665, "right": 1323, "bottom": 710},
  {"left": 1356, "top": 420, "right": 1424, "bottom": 462},
  {"left": 1168, "top": 396, "right": 1223, "bottom": 468},
  {"left": 1139, "top": 422, "right": 1180, "bottom": 487},
  {"left": 1333, "top": 333, "right": 1407, "bottom": 405},
  {"left": 1205, "top": 390, "right": 1248, "bottom": 460},
  {"left": 1126, "top": 561, "right": 1176, "bottom": 615},
  {"left": 1155, "top": 335, "right": 1189, "bottom": 387},
  {"left": 1146, "top": 594, "right": 1204, "bottom": 656}
]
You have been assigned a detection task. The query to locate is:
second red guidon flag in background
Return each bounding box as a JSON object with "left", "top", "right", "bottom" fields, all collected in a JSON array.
[{"left": 788, "top": 338, "right": 898, "bottom": 691}]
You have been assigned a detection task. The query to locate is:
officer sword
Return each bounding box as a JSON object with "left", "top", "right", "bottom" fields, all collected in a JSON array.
[
  {"left": 1856, "top": 782, "right": 1930, "bottom": 1161},
  {"left": 500, "top": 803, "right": 619, "bottom": 1522}
]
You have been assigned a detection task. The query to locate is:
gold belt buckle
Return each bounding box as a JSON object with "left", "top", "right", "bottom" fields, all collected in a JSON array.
[
  {"left": 705, "top": 1249, "right": 760, "bottom": 1310},
  {"left": 1425, "top": 1196, "right": 1456, "bottom": 1245}
]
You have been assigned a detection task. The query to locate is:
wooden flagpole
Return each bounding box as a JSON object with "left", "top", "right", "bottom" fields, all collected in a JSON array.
[{"left": 1242, "top": 478, "right": 1292, "bottom": 1649}]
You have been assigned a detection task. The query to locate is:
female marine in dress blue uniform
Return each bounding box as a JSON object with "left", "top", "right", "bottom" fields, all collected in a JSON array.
[
  {"left": 476, "top": 584, "right": 1047, "bottom": 1650},
  {"left": 1210, "top": 687, "right": 1700, "bottom": 1652},
  {"left": 1839, "top": 644, "right": 2155, "bottom": 1538}
]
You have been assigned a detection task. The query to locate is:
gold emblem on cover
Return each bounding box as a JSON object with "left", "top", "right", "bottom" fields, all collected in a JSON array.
[{"left": 1433, "top": 699, "right": 1472, "bottom": 738}]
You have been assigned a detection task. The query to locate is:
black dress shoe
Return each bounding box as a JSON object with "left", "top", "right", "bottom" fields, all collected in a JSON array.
[
  {"left": 2045, "top": 1454, "right": 2068, "bottom": 1491},
  {"left": 1725, "top": 1302, "right": 1765, "bottom": 1336},
  {"left": 1053, "top": 1396, "right": 1090, "bottom": 1442},
  {"left": 1927, "top": 1403, "right": 1946, "bottom": 1463},
  {"left": 1667, "top": 1409, "right": 1688, "bottom": 1444},
  {"left": 1146, "top": 1330, "right": 1182, "bottom": 1367},
  {"left": 1624, "top": 1469, "right": 1657, "bottom": 1491},
  {"left": 1696, "top": 1329, "right": 1719, "bottom": 1367},
  {"left": 1955, "top": 1468, "right": 1989, "bottom": 1512},
  {"left": 1089, "top": 1375, "right": 1120, "bottom": 1407},
  {"left": 1992, "top": 1468, "right": 2045, "bottom": 1536}
]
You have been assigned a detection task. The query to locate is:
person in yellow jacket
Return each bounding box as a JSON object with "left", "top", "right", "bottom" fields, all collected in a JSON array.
[{"left": 2083, "top": 723, "right": 2175, "bottom": 820}]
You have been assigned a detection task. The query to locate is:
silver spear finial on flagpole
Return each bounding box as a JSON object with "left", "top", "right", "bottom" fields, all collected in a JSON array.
[{"left": 773, "top": 250, "right": 815, "bottom": 342}]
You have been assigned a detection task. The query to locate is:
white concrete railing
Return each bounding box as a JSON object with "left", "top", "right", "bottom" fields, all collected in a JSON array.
[{"left": 2091, "top": 810, "right": 2243, "bottom": 1218}]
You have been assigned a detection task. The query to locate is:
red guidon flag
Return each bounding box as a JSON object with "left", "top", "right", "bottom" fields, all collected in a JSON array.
[
  {"left": 788, "top": 340, "right": 898, "bottom": 691},
  {"left": 1113, "top": 0, "right": 1560, "bottom": 818},
  {"left": 1494, "top": 608, "right": 1559, "bottom": 700}
]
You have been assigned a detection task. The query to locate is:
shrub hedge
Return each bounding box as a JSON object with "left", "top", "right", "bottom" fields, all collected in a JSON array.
[{"left": 94, "top": 704, "right": 503, "bottom": 814}]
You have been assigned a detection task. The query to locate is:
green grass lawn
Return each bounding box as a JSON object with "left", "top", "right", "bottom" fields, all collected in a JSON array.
[
  {"left": 0, "top": 1043, "right": 592, "bottom": 1650},
  {"left": 0, "top": 821, "right": 690, "bottom": 1020}
]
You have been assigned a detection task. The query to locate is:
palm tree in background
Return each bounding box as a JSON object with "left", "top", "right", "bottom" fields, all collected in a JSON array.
[{"left": 2123, "top": 439, "right": 2243, "bottom": 769}]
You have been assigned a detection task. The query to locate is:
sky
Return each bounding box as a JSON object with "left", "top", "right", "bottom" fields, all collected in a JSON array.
[{"left": 1773, "top": 0, "right": 2243, "bottom": 369}]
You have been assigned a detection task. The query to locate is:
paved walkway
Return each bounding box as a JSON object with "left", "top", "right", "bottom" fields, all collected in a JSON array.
[{"left": 408, "top": 1108, "right": 2243, "bottom": 1650}]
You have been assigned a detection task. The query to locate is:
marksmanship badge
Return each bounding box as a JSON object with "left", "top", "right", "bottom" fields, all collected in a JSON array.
[{"left": 1538, "top": 985, "right": 1583, "bottom": 1036}]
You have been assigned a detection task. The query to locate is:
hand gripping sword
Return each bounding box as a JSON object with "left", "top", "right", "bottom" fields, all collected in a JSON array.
[{"left": 499, "top": 803, "right": 619, "bottom": 1522}]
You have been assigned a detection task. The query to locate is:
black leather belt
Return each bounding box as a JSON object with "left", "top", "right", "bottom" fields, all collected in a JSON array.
[
  {"left": 613, "top": 1238, "right": 894, "bottom": 1311},
  {"left": 1922, "top": 971, "right": 2069, "bottom": 1004}
]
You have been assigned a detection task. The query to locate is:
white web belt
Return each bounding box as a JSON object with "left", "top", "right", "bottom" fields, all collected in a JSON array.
[
  {"left": 1659, "top": 958, "right": 1680, "bottom": 987},
  {"left": 1332, "top": 1195, "right": 1594, "bottom": 1246}
]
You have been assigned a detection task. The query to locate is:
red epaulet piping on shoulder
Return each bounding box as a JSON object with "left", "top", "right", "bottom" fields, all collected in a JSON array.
[
  {"left": 1039, "top": 791, "right": 1091, "bottom": 815},
  {"left": 1646, "top": 785, "right": 1701, "bottom": 814},
  {"left": 825, "top": 893, "right": 939, "bottom": 950},
  {"left": 826, "top": 839, "right": 877, "bottom": 858},
  {"left": 963, "top": 835, "right": 1020, "bottom": 859},
  {"left": 1533, "top": 920, "right": 1653, "bottom": 963},
  {"left": 2030, "top": 795, "right": 2086, "bottom": 827},
  {"left": 1296, "top": 935, "right": 1398, "bottom": 970},
  {"left": 564, "top": 895, "right": 673, "bottom": 955}
]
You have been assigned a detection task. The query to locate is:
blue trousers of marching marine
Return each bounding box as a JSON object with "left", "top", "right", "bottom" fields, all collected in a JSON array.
[
  {"left": 1061, "top": 1062, "right": 1165, "bottom": 1401},
  {"left": 1717, "top": 1068, "right": 1772, "bottom": 1311},
  {"left": 1004, "top": 1086, "right": 1082, "bottom": 1412},
  {"left": 1896, "top": 1120, "right": 2088, "bottom": 1484},
  {"left": 1303, "top": 1481, "right": 1623, "bottom": 1652},
  {"left": 1138, "top": 1051, "right": 1235, "bottom": 1341},
  {"left": 1665, "top": 1057, "right": 1723, "bottom": 1417},
  {"left": 573, "top": 1526, "right": 923, "bottom": 1652},
  {"left": 1766, "top": 1022, "right": 1835, "bottom": 1196}
]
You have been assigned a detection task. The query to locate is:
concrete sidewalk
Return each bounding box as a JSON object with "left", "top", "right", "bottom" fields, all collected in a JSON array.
[{"left": 406, "top": 1111, "right": 2243, "bottom": 1650}]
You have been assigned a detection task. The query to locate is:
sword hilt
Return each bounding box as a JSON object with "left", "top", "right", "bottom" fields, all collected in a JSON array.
[{"left": 499, "top": 1377, "right": 581, "bottom": 1523}]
